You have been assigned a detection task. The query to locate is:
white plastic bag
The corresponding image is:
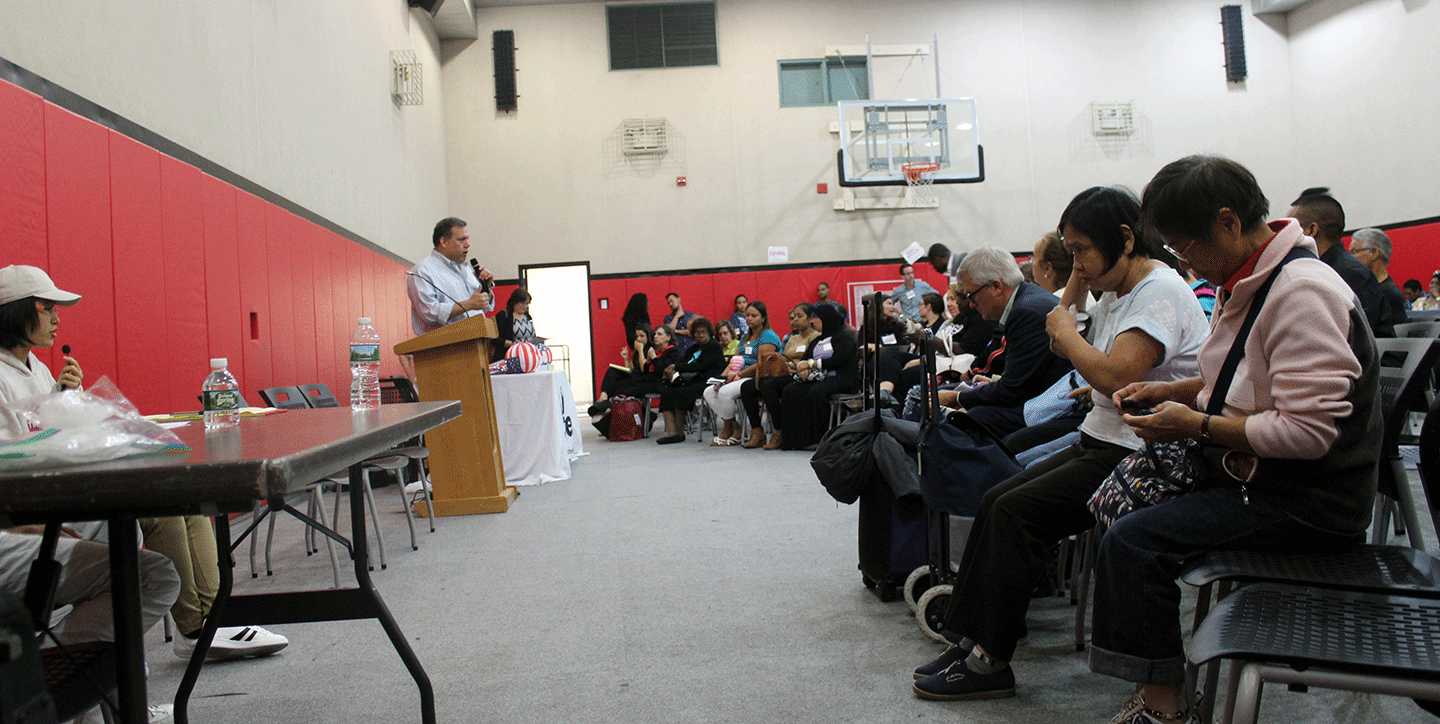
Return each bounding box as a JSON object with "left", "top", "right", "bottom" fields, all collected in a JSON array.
[{"left": 0, "top": 376, "right": 190, "bottom": 468}]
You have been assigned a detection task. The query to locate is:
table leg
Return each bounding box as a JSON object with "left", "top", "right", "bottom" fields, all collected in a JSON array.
[
  {"left": 173, "top": 515, "right": 232, "bottom": 724},
  {"left": 349, "top": 463, "right": 437, "bottom": 724},
  {"left": 107, "top": 516, "right": 148, "bottom": 724}
]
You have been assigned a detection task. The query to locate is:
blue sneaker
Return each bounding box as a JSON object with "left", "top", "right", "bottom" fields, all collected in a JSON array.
[
  {"left": 912, "top": 643, "right": 971, "bottom": 680},
  {"left": 912, "top": 660, "right": 1015, "bottom": 701}
]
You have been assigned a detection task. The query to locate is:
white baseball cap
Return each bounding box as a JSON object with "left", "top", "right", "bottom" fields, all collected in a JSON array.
[{"left": 0, "top": 266, "right": 81, "bottom": 307}]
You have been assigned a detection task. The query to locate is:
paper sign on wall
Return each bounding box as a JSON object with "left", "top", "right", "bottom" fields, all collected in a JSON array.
[
  {"left": 901, "top": 242, "right": 925, "bottom": 265},
  {"left": 768, "top": 246, "right": 789, "bottom": 263}
]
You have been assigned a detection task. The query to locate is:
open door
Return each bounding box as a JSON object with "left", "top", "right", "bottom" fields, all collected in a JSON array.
[{"left": 520, "top": 262, "right": 594, "bottom": 405}]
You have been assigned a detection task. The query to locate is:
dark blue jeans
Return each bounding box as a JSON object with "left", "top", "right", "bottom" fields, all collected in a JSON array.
[{"left": 1087, "top": 487, "right": 1357, "bottom": 686}]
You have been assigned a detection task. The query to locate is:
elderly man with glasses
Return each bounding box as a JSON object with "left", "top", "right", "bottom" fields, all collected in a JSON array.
[
  {"left": 1348, "top": 227, "right": 1407, "bottom": 326},
  {"left": 937, "top": 247, "right": 1072, "bottom": 437}
]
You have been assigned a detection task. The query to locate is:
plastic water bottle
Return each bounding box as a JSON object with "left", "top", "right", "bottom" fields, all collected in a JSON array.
[
  {"left": 202, "top": 358, "right": 241, "bottom": 430},
  {"left": 350, "top": 317, "right": 381, "bottom": 410}
]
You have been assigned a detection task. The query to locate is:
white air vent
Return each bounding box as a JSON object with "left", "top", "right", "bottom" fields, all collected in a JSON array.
[
  {"left": 1090, "top": 101, "right": 1136, "bottom": 137},
  {"left": 391, "top": 50, "right": 423, "bottom": 106},
  {"left": 621, "top": 119, "right": 668, "bottom": 156}
]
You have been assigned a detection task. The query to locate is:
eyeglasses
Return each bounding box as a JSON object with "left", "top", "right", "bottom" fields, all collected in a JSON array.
[
  {"left": 956, "top": 283, "right": 990, "bottom": 302},
  {"left": 33, "top": 301, "right": 58, "bottom": 317},
  {"left": 1163, "top": 237, "right": 1198, "bottom": 261},
  {"left": 1350, "top": 246, "right": 1375, "bottom": 256}
]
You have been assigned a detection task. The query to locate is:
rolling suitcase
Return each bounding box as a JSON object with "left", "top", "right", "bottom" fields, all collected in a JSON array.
[{"left": 852, "top": 293, "right": 927, "bottom": 601}]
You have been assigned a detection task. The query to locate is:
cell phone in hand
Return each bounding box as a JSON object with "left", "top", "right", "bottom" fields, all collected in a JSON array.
[{"left": 1120, "top": 399, "right": 1155, "bottom": 416}]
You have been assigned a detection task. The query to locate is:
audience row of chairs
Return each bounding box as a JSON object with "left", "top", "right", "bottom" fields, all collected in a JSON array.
[{"left": 1039, "top": 331, "right": 1440, "bottom": 724}]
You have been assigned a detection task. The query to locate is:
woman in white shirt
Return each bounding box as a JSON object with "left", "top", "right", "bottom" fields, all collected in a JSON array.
[{"left": 910, "top": 187, "right": 1209, "bottom": 706}]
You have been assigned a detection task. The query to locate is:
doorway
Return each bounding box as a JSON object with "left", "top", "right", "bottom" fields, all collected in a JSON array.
[{"left": 520, "top": 262, "right": 594, "bottom": 405}]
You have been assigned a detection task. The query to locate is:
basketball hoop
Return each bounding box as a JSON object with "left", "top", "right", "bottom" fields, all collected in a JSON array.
[{"left": 902, "top": 162, "right": 942, "bottom": 206}]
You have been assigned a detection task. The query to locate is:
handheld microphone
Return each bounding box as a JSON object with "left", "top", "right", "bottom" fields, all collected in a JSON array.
[
  {"left": 62, "top": 345, "right": 71, "bottom": 356},
  {"left": 406, "top": 271, "right": 465, "bottom": 309},
  {"left": 470, "top": 258, "right": 494, "bottom": 295}
]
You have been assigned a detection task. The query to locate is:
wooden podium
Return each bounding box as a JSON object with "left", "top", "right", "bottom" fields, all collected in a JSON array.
[{"left": 394, "top": 315, "right": 516, "bottom": 515}]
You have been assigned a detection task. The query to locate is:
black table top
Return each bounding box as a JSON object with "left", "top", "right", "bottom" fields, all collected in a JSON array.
[{"left": 0, "top": 402, "right": 461, "bottom": 522}]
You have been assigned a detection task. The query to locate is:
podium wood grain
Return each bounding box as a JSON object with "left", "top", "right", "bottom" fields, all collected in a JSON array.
[{"left": 394, "top": 315, "right": 516, "bottom": 515}]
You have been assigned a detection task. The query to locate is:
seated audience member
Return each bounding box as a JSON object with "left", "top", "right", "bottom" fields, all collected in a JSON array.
[
  {"left": 655, "top": 318, "right": 725, "bottom": 444},
  {"left": 814, "top": 282, "right": 847, "bottom": 322},
  {"left": 781, "top": 305, "right": 859, "bottom": 450},
  {"left": 879, "top": 292, "right": 946, "bottom": 406},
  {"left": 1424, "top": 272, "right": 1440, "bottom": 310},
  {"left": 729, "top": 294, "right": 750, "bottom": 336},
  {"left": 1030, "top": 231, "right": 1073, "bottom": 298},
  {"left": 715, "top": 320, "right": 740, "bottom": 356},
  {"left": 593, "top": 324, "right": 654, "bottom": 410},
  {"left": 593, "top": 326, "right": 680, "bottom": 413},
  {"left": 911, "top": 185, "right": 1208, "bottom": 707},
  {"left": 1348, "top": 227, "right": 1408, "bottom": 326},
  {"left": 621, "top": 292, "right": 650, "bottom": 344},
  {"left": 0, "top": 266, "right": 181, "bottom": 721},
  {"left": 938, "top": 248, "right": 1072, "bottom": 437},
  {"left": 898, "top": 287, "right": 1001, "bottom": 422},
  {"left": 1085, "top": 156, "right": 1381, "bottom": 724},
  {"left": 994, "top": 231, "right": 1091, "bottom": 455},
  {"left": 143, "top": 516, "right": 288, "bottom": 660},
  {"left": 1287, "top": 187, "right": 1397, "bottom": 336},
  {"left": 739, "top": 303, "right": 819, "bottom": 449},
  {"left": 493, "top": 287, "right": 540, "bottom": 362},
  {"left": 663, "top": 292, "right": 698, "bottom": 354},
  {"left": 1402, "top": 278, "right": 1428, "bottom": 310},
  {"left": 703, "top": 302, "right": 781, "bottom": 446}
]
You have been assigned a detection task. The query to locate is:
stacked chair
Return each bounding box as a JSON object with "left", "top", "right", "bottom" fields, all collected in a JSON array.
[{"left": 1183, "top": 336, "right": 1440, "bottom": 723}]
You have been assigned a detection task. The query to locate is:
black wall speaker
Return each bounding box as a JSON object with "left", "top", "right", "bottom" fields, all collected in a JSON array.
[
  {"left": 1221, "top": 5, "right": 1247, "bottom": 82},
  {"left": 494, "top": 30, "right": 519, "bottom": 113},
  {"left": 409, "top": 0, "right": 445, "bottom": 18}
]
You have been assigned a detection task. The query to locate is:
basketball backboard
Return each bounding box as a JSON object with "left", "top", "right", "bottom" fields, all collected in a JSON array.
[{"left": 835, "top": 98, "right": 983, "bottom": 186}]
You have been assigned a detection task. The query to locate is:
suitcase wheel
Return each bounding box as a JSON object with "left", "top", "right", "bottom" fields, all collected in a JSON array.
[{"left": 915, "top": 585, "right": 953, "bottom": 643}]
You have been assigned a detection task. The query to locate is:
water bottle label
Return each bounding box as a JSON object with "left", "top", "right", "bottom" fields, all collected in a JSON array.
[
  {"left": 203, "top": 390, "right": 242, "bottom": 412},
  {"left": 350, "top": 344, "right": 380, "bottom": 363}
]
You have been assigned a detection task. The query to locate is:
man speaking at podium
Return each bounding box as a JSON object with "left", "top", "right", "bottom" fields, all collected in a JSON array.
[{"left": 407, "top": 217, "right": 496, "bottom": 336}]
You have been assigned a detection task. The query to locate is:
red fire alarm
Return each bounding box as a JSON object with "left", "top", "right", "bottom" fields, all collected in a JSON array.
[
  {"left": 676, "top": 176, "right": 687, "bottom": 186},
  {"left": 817, "top": 183, "right": 828, "bottom": 194}
]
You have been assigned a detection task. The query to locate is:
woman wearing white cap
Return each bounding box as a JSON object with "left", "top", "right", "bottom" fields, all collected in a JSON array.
[{"left": 0, "top": 265, "right": 183, "bottom": 721}]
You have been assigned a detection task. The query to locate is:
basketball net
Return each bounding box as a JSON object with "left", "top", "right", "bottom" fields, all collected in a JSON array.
[{"left": 902, "top": 162, "right": 941, "bottom": 206}]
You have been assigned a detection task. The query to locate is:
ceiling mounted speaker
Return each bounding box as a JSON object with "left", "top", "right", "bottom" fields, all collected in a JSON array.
[{"left": 408, "top": 0, "right": 445, "bottom": 17}]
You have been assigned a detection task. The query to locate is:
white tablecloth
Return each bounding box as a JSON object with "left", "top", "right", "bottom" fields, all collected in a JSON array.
[{"left": 490, "top": 369, "right": 584, "bottom": 485}]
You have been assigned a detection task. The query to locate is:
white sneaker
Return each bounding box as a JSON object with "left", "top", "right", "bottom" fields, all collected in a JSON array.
[
  {"left": 403, "top": 479, "right": 432, "bottom": 495},
  {"left": 149, "top": 703, "right": 174, "bottom": 723},
  {"left": 173, "top": 625, "right": 289, "bottom": 660}
]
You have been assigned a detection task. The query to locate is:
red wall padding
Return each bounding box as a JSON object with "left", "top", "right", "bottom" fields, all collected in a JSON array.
[
  {"left": 0, "top": 78, "right": 412, "bottom": 415},
  {"left": 45, "top": 105, "right": 115, "bottom": 381},
  {"left": 110, "top": 132, "right": 168, "bottom": 409}
]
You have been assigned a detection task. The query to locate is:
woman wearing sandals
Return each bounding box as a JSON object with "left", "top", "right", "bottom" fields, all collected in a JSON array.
[{"left": 703, "top": 301, "right": 780, "bottom": 446}]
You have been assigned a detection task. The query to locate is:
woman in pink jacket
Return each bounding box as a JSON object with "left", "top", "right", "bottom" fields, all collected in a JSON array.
[{"left": 1092, "top": 156, "right": 1383, "bottom": 724}]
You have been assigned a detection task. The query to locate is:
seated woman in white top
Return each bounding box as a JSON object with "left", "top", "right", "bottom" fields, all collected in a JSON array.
[
  {"left": 0, "top": 265, "right": 181, "bottom": 719},
  {"left": 909, "top": 186, "right": 1210, "bottom": 707}
]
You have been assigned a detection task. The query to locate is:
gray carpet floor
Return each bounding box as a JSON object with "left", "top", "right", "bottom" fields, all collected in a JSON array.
[{"left": 141, "top": 425, "right": 1431, "bottom": 723}]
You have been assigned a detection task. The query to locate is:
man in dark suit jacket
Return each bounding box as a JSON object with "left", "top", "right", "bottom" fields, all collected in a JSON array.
[
  {"left": 1288, "top": 188, "right": 1398, "bottom": 337},
  {"left": 945, "top": 247, "right": 1073, "bottom": 436}
]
